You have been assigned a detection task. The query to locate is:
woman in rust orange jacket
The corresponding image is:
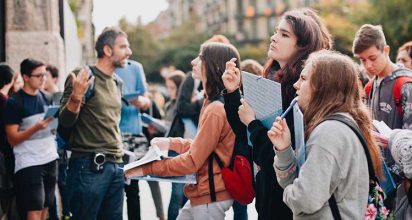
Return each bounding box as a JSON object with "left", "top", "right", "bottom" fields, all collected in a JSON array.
[{"left": 125, "top": 42, "right": 240, "bottom": 219}]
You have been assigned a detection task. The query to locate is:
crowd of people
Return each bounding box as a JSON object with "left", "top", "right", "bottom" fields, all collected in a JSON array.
[{"left": 1, "top": 6, "right": 412, "bottom": 220}]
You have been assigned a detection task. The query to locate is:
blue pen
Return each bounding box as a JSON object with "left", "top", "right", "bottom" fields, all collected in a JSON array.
[{"left": 280, "top": 97, "right": 298, "bottom": 119}]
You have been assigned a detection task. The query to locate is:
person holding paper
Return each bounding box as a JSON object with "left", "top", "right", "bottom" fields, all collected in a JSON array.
[
  {"left": 353, "top": 24, "right": 412, "bottom": 209},
  {"left": 3, "top": 58, "right": 58, "bottom": 219},
  {"left": 269, "top": 50, "right": 384, "bottom": 219},
  {"left": 125, "top": 42, "right": 238, "bottom": 219},
  {"left": 222, "top": 8, "right": 331, "bottom": 220}
]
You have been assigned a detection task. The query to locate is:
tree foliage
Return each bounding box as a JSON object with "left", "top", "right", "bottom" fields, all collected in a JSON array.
[{"left": 359, "top": 0, "right": 412, "bottom": 59}]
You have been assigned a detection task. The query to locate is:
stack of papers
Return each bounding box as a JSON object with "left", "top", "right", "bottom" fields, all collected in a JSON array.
[
  {"left": 124, "top": 145, "right": 166, "bottom": 171},
  {"left": 124, "top": 146, "right": 197, "bottom": 184},
  {"left": 132, "top": 174, "right": 197, "bottom": 184}
]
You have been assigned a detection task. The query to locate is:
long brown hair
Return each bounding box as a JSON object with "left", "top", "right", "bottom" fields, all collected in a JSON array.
[
  {"left": 263, "top": 9, "right": 324, "bottom": 101},
  {"left": 200, "top": 42, "right": 240, "bottom": 101},
  {"left": 303, "top": 50, "right": 383, "bottom": 177}
]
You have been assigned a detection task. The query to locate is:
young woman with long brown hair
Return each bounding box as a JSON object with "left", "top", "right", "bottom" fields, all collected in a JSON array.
[
  {"left": 222, "top": 8, "right": 331, "bottom": 219},
  {"left": 125, "top": 42, "right": 240, "bottom": 219},
  {"left": 269, "top": 50, "right": 383, "bottom": 219}
]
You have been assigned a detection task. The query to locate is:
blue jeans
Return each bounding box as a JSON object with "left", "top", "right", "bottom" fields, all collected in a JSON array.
[
  {"left": 66, "top": 158, "right": 124, "bottom": 220},
  {"left": 168, "top": 182, "right": 188, "bottom": 220},
  {"left": 233, "top": 201, "right": 248, "bottom": 220},
  {"left": 167, "top": 151, "right": 187, "bottom": 220}
]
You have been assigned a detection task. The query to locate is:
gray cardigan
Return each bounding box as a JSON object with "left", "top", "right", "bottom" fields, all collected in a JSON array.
[{"left": 274, "top": 113, "right": 369, "bottom": 219}]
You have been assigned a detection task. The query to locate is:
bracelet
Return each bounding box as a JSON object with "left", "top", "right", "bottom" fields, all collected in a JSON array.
[{"left": 69, "top": 95, "right": 82, "bottom": 104}]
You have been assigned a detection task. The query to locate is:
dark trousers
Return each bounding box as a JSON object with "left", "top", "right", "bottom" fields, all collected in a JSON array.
[{"left": 125, "top": 179, "right": 140, "bottom": 220}]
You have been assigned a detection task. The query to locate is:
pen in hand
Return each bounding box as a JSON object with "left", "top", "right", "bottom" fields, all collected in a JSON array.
[{"left": 280, "top": 97, "right": 298, "bottom": 119}]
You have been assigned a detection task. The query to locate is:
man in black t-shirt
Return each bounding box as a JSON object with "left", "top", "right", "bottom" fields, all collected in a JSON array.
[{"left": 3, "top": 59, "right": 58, "bottom": 219}]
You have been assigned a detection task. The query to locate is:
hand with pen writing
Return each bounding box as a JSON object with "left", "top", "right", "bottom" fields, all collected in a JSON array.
[
  {"left": 239, "top": 99, "right": 256, "bottom": 126},
  {"left": 222, "top": 58, "right": 241, "bottom": 93},
  {"left": 268, "top": 117, "right": 291, "bottom": 151}
]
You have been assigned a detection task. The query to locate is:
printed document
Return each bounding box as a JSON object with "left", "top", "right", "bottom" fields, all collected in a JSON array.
[
  {"left": 372, "top": 120, "right": 393, "bottom": 138},
  {"left": 124, "top": 145, "right": 197, "bottom": 184},
  {"left": 124, "top": 145, "right": 165, "bottom": 171},
  {"left": 242, "top": 71, "right": 283, "bottom": 120}
]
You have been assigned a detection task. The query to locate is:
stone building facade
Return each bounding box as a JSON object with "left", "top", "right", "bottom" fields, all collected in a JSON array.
[{"left": 1, "top": 0, "right": 92, "bottom": 88}]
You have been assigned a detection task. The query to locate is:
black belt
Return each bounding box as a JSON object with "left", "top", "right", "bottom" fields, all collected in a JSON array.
[{"left": 70, "top": 151, "right": 122, "bottom": 163}]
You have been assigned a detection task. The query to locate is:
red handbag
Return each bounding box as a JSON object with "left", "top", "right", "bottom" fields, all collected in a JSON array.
[{"left": 208, "top": 153, "right": 255, "bottom": 205}]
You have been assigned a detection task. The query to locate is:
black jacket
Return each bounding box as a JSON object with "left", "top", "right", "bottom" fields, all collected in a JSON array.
[{"left": 223, "top": 89, "right": 293, "bottom": 220}]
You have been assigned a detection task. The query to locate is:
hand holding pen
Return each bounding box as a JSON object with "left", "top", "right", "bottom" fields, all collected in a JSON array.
[{"left": 267, "top": 97, "right": 298, "bottom": 151}]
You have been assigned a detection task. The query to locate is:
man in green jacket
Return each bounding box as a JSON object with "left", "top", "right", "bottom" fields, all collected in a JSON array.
[{"left": 59, "top": 27, "right": 131, "bottom": 220}]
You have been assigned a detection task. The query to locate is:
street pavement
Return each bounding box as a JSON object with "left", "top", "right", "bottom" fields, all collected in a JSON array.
[{"left": 123, "top": 181, "right": 258, "bottom": 219}]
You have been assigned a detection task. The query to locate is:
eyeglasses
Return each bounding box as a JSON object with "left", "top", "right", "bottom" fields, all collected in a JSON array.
[{"left": 30, "top": 73, "right": 48, "bottom": 79}]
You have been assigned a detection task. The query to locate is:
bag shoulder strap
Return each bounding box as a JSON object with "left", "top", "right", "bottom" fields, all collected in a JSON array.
[
  {"left": 393, "top": 76, "right": 412, "bottom": 117},
  {"left": 322, "top": 114, "right": 376, "bottom": 220},
  {"left": 365, "top": 79, "right": 374, "bottom": 100},
  {"left": 208, "top": 152, "right": 225, "bottom": 203},
  {"left": 84, "top": 65, "right": 95, "bottom": 102}
]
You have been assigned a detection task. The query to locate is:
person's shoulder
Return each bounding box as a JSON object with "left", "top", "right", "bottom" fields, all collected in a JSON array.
[
  {"left": 204, "top": 100, "right": 225, "bottom": 116},
  {"left": 391, "top": 67, "right": 412, "bottom": 79},
  {"left": 125, "top": 60, "right": 144, "bottom": 72},
  {"left": 127, "top": 60, "right": 143, "bottom": 67},
  {"left": 310, "top": 114, "right": 360, "bottom": 149}
]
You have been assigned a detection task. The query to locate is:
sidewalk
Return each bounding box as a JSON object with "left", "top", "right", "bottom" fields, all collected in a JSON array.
[{"left": 123, "top": 181, "right": 258, "bottom": 219}]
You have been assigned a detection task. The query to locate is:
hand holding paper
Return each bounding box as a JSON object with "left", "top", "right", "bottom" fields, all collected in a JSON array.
[
  {"left": 124, "top": 166, "right": 144, "bottom": 178},
  {"left": 222, "top": 58, "right": 241, "bottom": 93},
  {"left": 43, "top": 105, "right": 60, "bottom": 119},
  {"left": 372, "top": 120, "right": 392, "bottom": 149},
  {"left": 238, "top": 99, "right": 256, "bottom": 126},
  {"left": 150, "top": 137, "right": 170, "bottom": 151}
]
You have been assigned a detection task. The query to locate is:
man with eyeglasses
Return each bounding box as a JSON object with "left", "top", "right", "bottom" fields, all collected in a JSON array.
[{"left": 3, "top": 58, "right": 58, "bottom": 219}]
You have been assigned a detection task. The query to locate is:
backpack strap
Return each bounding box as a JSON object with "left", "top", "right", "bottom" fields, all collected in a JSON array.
[
  {"left": 322, "top": 114, "right": 377, "bottom": 220},
  {"left": 84, "top": 66, "right": 95, "bottom": 102},
  {"left": 393, "top": 76, "right": 412, "bottom": 117},
  {"left": 208, "top": 155, "right": 217, "bottom": 202},
  {"left": 364, "top": 79, "right": 373, "bottom": 100}
]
